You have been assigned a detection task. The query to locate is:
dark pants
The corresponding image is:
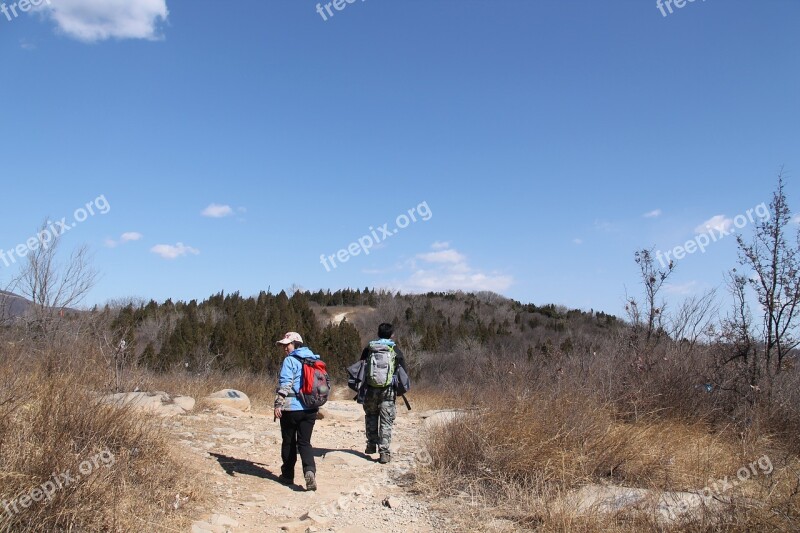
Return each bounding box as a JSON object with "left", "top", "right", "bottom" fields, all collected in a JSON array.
[{"left": 280, "top": 409, "right": 317, "bottom": 479}]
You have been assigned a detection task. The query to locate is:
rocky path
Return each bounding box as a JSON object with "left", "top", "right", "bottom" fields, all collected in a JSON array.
[{"left": 172, "top": 399, "right": 452, "bottom": 533}]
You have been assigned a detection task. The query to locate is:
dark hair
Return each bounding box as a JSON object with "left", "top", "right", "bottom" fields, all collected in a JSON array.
[
  {"left": 377, "top": 323, "right": 394, "bottom": 340},
  {"left": 291, "top": 341, "right": 304, "bottom": 349}
]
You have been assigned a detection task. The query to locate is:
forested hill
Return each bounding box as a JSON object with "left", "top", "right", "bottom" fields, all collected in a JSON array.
[{"left": 108, "top": 288, "right": 622, "bottom": 378}]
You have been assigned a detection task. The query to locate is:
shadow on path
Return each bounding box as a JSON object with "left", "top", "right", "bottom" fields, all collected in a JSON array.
[
  {"left": 209, "top": 452, "right": 305, "bottom": 491},
  {"left": 313, "top": 447, "right": 374, "bottom": 462}
]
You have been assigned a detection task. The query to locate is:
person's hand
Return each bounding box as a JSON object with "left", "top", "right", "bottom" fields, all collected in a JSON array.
[{"left": 274, "top": 408, "right": 283, "bottom": 419}]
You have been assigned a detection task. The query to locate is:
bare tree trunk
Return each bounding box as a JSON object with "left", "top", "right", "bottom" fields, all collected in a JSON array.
[
  {"left": 18, "top": 220, "right": 97, "bottom": 342},
  {"left": 735, "top": 172, "right": 800, "bottom": 404}
]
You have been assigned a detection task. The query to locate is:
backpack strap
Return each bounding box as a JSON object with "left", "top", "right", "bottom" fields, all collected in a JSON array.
[{"left": 285, "top": 354, "right": 306, "bottom": 398}]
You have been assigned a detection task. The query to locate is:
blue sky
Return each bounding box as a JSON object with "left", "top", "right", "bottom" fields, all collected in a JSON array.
[{"left": 1, "top": 0, "right": 799, "bottom": 316}]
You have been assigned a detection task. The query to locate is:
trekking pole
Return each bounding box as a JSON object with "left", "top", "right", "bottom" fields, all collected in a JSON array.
[{"left": 400, "top": 394, "right": 411, "bottom": 411}]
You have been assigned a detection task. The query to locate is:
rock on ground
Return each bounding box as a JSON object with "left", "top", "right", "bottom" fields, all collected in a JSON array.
[
  {"left": 101, "top": 391, "right": 187, "bottom": 417},
  {"left": 204, "top": 389, "right": 251, "bottom": 412},
  {"left": 561, "top": 483, "right": 724, "bottom": 525}
]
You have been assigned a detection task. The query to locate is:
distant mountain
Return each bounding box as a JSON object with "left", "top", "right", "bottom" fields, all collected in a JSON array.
[{"left": 0, "top": 291, "right": 32, "bottom": 320}]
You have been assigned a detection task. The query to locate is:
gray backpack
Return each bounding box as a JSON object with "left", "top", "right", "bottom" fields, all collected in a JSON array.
[{"left": 366, "top": 342, "right": 396, "bottom": 388}]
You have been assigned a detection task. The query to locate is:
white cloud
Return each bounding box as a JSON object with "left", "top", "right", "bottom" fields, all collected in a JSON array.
[
  {"left": 665, "top": 281, "right": 699, "bottom": 295},
  {"left": 105, "top": 231, "right": 143, "bottom": 247},
  {"left": 643, "top": 209, "right": 662, "bottom": 218},
  {"left": 150, "top": 242, "right": 199, "bottom": 260},
  {"left": 573, "top": 238, "right": 583, "bottom": 245},
  {"left": 594, "top": 220, "right": 614, "bottom": 232},
  {"left": 792, "top": 215, "right": 800, "bottom": 225},
  {"left": 416, "top": 249, "right": 466, "bottom": 264},
  {"left": 121, "top": 232, "right": 143, "bottom": 242},
  {"left": 201, "top": 204, "right": 234, "bottom": 218},
  {"left": 695, "top": 215, "right": 733, "bottom": 234},
  {"left": 402, "top": 269, "right": 513, "bottom": 293},
  {"left": 431, "top": 241, "right": 450, "bottom": 250},
  {"left": 35, "top": 0, "right": 169, "bottom": 43},
  {"left": 391, "top": 243, "right": 513, "bottom": 293}
]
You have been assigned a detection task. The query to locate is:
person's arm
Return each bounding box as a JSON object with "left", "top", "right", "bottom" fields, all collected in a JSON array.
[
  {"left": 394, "top": 346, "right": 408, "bottom": 374},
  {"left": 274, "top": 357, "right": 296, "bottom": 418},
  {"left": 360, "top": 346, "right": 369, "bottom": 361}
]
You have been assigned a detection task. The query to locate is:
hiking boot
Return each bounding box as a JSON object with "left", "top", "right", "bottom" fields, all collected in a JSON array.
[
  {"left": 379, "top": 453, "right": 391, "bottom": 464},
  {"left": 277, "top": 475, "right": 294, "bottom": 486},
  {"left": 365, "top": 443, "right": 377, "bottom": 454},
  {"left": 304, "top": 470, "right": 317, "bottom": 491}
]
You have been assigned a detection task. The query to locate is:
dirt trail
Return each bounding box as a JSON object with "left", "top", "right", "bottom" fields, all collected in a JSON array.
[{"left": 173, "top": 399, "right": 452, "bottom": 533}]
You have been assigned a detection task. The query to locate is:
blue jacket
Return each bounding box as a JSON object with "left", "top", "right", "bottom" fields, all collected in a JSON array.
[{"left": 277, "top": 347, "right": 320, "bottom": 411}]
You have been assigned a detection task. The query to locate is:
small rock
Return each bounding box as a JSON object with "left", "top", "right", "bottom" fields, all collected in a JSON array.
[
  {"left": 215, "top": 405, "right": 247, "bottom": 418},
  {"left": 101, "top": 391, "right": 186, "bottom": 417},
  {"left": 190, "top": 521, "right": 225, "bottom": 533},
  {"left": 383, "top": 496, "right": 401, "bottom": 509},
  {"left": 173, "top": 396, "right": 196, "bottom": 411},
  {"left": 226, "top": 430, "right": 253, "bottom": 440},
  {"left": 299, "top": 511, "right": 331, "bottom": 527},
  {"left": 210, "top": 513, "right": 239, "bottom": 527},
  {"left": 204, "top": 389, "right": 251, "bottom": 412},
  {"left": 322, "top": 451, "right": 367, "bottom": 467}
]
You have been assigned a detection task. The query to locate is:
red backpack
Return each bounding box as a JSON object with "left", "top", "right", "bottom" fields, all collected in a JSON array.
[{"left": 294, "top": 356, "right": 331, "bottom": 408}]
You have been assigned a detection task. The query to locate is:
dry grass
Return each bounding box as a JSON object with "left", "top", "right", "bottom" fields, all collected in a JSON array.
[
  {"left": 0, "top": 345, "right": 205, "bottom": 532},
  {"left": 134, "top": 369, "right": 276, "bottom": 411},
  {"left": 406, "top": 386, "right": 461, "bottom": 411},
  {"left": 417, "top": 389, "right": 800, "bottom": 531}
]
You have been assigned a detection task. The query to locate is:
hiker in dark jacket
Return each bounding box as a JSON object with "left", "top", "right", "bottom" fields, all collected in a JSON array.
[
  {"left": 273, "top": 331, "right": 320, "bottom": 491},
  {"left": 360, "top": 323, "right": 408, "bottom": 464}
]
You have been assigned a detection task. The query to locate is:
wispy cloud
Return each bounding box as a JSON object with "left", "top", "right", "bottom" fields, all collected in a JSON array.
[
  {"left": 416, "top": 249, "right": 466, "bottom": 264},
  {"left": 121, "top": 232, "right": 143, "bottom": 242},
  {"left": 643, "top": 209, "right": 662, "bottom": 218},
  {"left": 573, "top": 238, "right": 583, "bottom": 245},
  {"left": 594, "top": 219, "right": 614, "bottom": 232},
  {"left": 150, "top": 242, "right": 199, "bottom": 260},
  {"left": 33, "top": 0, "right": 169, "bottom": 43},
  {"left": 201, "top": 203, "right": 234, "bottom": 218},
  {"left": 105, "top": 231, "right": 143, "bottom": 248},
  {"left": 792, "top": 215, "right": 800, "bottom": 225},
  {"left": 695, "top": 215, "right": 733, "bottom": 234},
  {"left": 392, "top": 243, "right": 512, "bottom": 293},
  {"left": 665, "top": 281, "right": 699, "bottom": 295}
]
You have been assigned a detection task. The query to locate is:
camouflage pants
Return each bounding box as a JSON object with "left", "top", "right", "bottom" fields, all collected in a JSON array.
[{"left": 363, "top": 388, "right": 396, "bottom": 454}]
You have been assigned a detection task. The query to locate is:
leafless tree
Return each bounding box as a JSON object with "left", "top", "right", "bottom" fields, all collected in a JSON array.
[
  {"left": 734, "top": 173, "right": 800, "bottom": 393},
  {"left": 625, "top": 248, "right": 675, "bottom": 367},
  {"left": 668, "top": 288, "right": 718, "bottom": 356},
  {"left": 18, "top": 220, "right": 97, "bottom": 339},
  {"left": 719, "top": 271, "right": 757, "bottom": 382}
]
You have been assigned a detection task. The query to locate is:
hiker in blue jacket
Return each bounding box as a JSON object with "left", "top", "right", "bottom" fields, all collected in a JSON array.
[
  {"left": 273, "top": 331, "right": 319, "bottom": 491},
  {"left": 360, "top": 323, "right": 409, "bottom": 464}
]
